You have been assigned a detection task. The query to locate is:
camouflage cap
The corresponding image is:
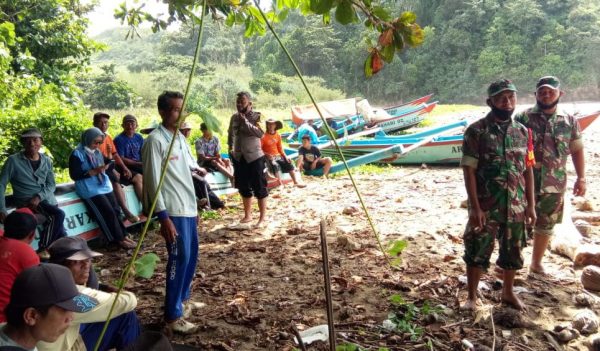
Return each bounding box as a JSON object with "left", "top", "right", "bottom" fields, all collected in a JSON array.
[
  {"left": 536, "top": 76, "right": 560, "bottom": 90},
  {"left": 488, "top": 79, "right": 518, "bottom": 97}
]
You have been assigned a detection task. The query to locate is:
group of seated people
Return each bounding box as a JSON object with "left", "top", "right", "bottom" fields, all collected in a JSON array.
[
  {"left": 0, "top": 210, "right": 165, "bottom": 351},
  {"left": 0, "top": 114, "right": 232, "bottom": 253},
  {"left": 0, "top": 111, "right": 333, "bottom": 254}
]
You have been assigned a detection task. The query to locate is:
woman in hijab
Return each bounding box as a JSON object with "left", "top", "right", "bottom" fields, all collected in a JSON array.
[{"left": 68, "top": 128, "right": 137, "bottom": 249}]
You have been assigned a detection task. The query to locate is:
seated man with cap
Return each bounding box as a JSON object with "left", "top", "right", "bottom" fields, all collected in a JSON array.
[
  {"left": 93, "top": 112, "right": 142, "bottom": 224},
  {"left": 114, "top": 114, "right": 145, "bottom": 176},
  {"left": 0, "top": 210, "right": 41, "bottom": 324},
  {"left": 42, "top": 237, "right": 140, "bottom": 351},
  {"left": 0, "top": 263, "right": 98, "bottom": 350},
  {"left": 0, "top": 127, "right": 67, "bottom": 254},
  {"left": 261, "top": 118, "right": 305, "bottom": 188}
]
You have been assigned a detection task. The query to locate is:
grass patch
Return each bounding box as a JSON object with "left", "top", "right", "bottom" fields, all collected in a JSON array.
[
  {"left": 428, "top": 103, "right": 484, "bottom": 118},
  {"left": 349, "top": 162, "right": 395, "bottom": 175},
  {"left": 200, "top": 210, "right": 221, "bottom": 220}
]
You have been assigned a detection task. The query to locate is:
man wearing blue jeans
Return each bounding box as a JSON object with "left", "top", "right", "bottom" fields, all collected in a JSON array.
[{"left": 142, "top": 91, "right": 200, "bottom": 334}]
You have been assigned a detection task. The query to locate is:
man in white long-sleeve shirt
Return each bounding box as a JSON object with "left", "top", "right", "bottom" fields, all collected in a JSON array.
[{"left": 142, "top": 91, "right": 199, "bottom": 334}]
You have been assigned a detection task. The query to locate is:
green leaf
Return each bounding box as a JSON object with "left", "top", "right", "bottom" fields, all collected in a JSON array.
[
  {"left": 225, "top": 12, "right": 236, "bottom": 26},
  {"left": 364, "top": 52, "right": 373, "bottom": 78},
  {"left": 134, "top": 253, "right": 160, "bottom": 279},
  {"left": 381, "top": 44, "right": 395, "bottom": 63},
  {"left": 278, "top": 8, "right": 290, "bottom": 22},
  {"left": 247, "top": 6, "right": 266, "bottom": 24},
  {"left": 389, "top": 293, "right": 405, "bottom": 305},
  {"left": 336, "top": 343, "right": 360, "bottom": 351},
  {"left": 398, "top": 11, "right": 417, "bottom": 24},
  {"left": 322, "top": 11, "right": 331, "bottom": 24},
  {"left": 0, "top": 22, "right": 16, "bottom": 46},
  {"left": 335, "top": 0, "right": 357, "bottom": 25},
  {"left": 201, "top": 209, "right": 221, "bottom": 220},
  {"left": 387, "top": 239, "right": 407, "bottom": 256},
  {"left": 371, "top": 6, "right": 391, "bottom": 21},
  {"left": 310, "top": 0, "right": 334, "bottom": 15},
  {"left": 244, "top": 18, "right": 255, "bottom": 37}
]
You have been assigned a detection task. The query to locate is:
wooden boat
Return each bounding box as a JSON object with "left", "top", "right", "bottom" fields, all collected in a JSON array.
[
  {"left": 296, "top": 111, "right": 600, "bottom": 165},
  {"left": 289, "top": 95, "right": 436, "bottom": 140},
  {"left": 287, "top": 101, "right": 437, "bottom": 143},
  {"left": 290, "top": 94, "right": 433, "bottom": 126}
]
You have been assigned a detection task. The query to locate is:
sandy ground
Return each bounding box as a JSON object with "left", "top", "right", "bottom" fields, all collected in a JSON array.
[{"left": 95, "top": 103, "right": 600, "bottom": 350}]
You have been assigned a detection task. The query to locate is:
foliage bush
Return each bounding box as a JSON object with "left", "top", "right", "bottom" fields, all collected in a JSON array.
[
  {"left": 0, "top": 20, "right": 87, "bottom": 170},
  {"left": 80, "top": 65, "right": 137, "bottom": 109},
  {"left": 250, "top": 73, "right": 283, "bottom": 95},
  {"left": 0, "top": 84, "right": 87, "bottom": 168}
]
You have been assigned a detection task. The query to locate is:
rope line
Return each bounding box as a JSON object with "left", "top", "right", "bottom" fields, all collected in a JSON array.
[
  {"left": 252, "top": 1, "right": 394, "bottom": 267},
  {"left": 91, "top": 1, "right": 208, "bottom": 349}
]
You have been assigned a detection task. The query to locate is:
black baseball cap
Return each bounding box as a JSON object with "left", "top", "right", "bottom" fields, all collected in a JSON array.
[
  {"left": 301, "top": 134, "right": 311, "bottom": 140},
  {"left": 3, "top": 211, "right": 37, "bottom": 239},
  {"left": 9, "top": 264, "right": 98, "bottom": 312},
  {"left": 48, "top": 237, "right": 103, "bottom": 262}
]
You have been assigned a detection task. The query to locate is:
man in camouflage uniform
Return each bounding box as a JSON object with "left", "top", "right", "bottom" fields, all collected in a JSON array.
[
  {"left": 461, "top": 79, "right": 536, "bottom": 311},
  {"left": 515, "top": 76, "right": 586, "bottom": 274}
]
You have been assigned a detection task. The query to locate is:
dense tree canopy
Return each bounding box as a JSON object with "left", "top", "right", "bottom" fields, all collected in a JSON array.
[{"left": 0, "top": 0, "right": 94, "bottom": 166}]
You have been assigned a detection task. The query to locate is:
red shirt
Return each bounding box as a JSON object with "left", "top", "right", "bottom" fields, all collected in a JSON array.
[{"left": 0, "top": 237, "right": 39, "bottom": 322}]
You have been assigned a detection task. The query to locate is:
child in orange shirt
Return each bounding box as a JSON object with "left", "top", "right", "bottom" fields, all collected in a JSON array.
[{"left": 261, "top": 119, "right": 305, "bottom": 188}]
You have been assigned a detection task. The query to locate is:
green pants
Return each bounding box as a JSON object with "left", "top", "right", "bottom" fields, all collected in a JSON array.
[
  {"left": 535, "top": 193, "right": 564, "bottom": 234},
  {"left": 463, "top": 220, "right": 526, "bottom": 270}
]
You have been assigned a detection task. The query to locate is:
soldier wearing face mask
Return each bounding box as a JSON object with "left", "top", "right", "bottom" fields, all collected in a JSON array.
[{"left": 460, "top": 79, "right": 536, "bottom": 311}]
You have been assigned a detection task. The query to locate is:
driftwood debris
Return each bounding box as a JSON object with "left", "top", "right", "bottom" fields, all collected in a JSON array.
[{"left": 550, "top": 197, "right": 600, "bottom": 267}]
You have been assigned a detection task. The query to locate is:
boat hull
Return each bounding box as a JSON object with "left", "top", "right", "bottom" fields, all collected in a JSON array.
[
  {"left": 318, "top": 137, "right": 463, "bottom": 165},
  {"left": 314, "top": 111, "right": 600, "bottom": 165}
]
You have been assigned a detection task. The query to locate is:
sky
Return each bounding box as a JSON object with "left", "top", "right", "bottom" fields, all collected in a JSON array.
[{"left": 85, "top": 1, "right": 169, "bottom": 37}]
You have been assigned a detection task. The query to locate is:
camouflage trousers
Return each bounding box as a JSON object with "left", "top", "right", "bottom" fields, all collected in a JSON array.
[
  {"left": 534, "top": 193, "right": 564, "bottom": 235},
  {"left": 463, "top": 220, "right": 526, "bottom": 270}
]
